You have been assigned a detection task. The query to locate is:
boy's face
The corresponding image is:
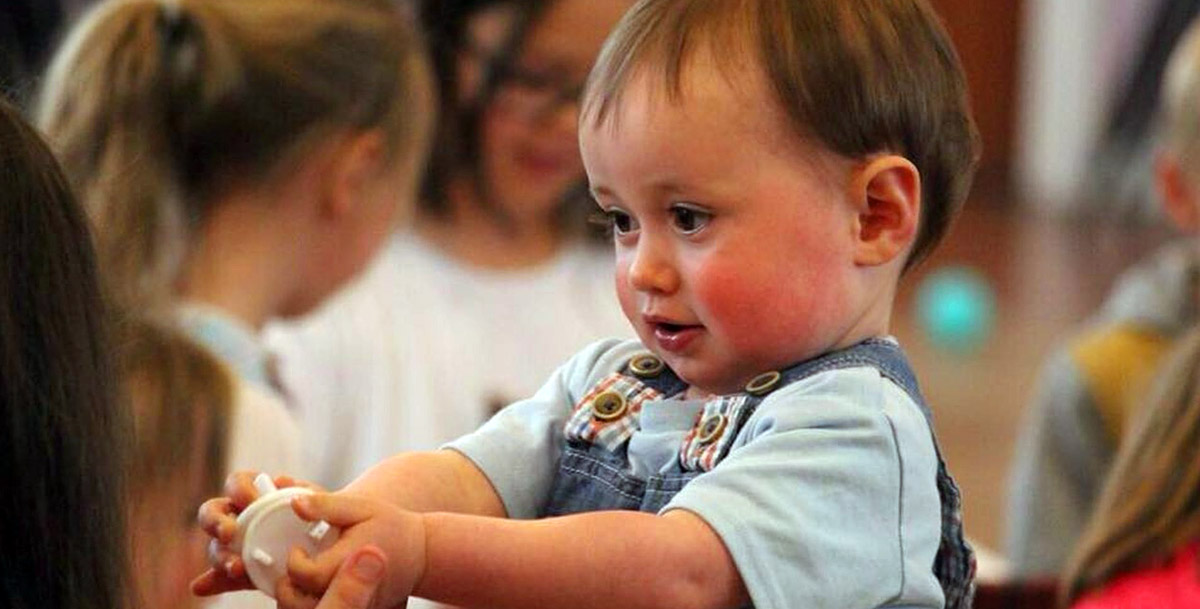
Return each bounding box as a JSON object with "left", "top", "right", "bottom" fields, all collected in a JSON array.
[{"left": 581, "top": 62, "right": 867, "bottom": 396}]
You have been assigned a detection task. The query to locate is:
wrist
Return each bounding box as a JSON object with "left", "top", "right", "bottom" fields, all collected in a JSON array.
[{"left": 407, "top": 511, "right": 431, "bottom": 599}]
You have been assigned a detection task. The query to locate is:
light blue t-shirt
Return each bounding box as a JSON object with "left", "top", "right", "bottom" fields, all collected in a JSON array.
[{"left": 449, "top": 339, "right": 945, "bottom": 609}]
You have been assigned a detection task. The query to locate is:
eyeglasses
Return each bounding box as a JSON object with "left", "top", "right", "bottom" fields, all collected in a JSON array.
[
  {"left": 492, "top": 60, "right": 585, "bottom": 119},
  {"left": 491, "top": 61, "right": 586, "bottom": 121},
  {"left": 460, "top": 35, "right": 587, "bottom": 121}
]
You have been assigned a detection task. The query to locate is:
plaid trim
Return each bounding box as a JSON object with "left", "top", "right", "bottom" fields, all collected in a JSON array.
[
  {"left": 563, "top": 372, "right": 662, "bottom": 451},
  {"left": 935, "top": 461, "right": 977, "bottom": 609},
  {"left": 677, "top": 395, "right": 751, "bottom": 472}
]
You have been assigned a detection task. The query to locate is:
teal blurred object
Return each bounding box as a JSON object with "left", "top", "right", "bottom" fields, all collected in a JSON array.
[{"left": 915, "top": 266, "right": 996, "bottom": 353}]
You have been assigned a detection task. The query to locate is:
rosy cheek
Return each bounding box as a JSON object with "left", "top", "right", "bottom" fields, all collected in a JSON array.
[
  {"left": 613, "top": 263, "right": 639, "bottom": 320},
  {"left": 693, "top": 257, "right": 814, "bottom": 350}
]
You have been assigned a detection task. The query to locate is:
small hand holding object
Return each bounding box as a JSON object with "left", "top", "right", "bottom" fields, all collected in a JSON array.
[
  {"left": 193, "top": 471, "right": 332, "bottom": 597},
  {"left": 278, "top": 492, "right": 428, "bottom": 609}
]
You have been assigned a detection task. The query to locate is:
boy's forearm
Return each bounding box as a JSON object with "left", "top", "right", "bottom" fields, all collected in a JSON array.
[
  {"left": 413, "top": 509, "right": 748, "bottom": 609},
  {"left": 342, "top": 450, "right": 505, "bottom": 517}
]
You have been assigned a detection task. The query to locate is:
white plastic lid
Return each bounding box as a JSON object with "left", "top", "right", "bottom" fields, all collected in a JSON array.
[{"left": 232, "top": 476, "right": 340, "bottom": 597}]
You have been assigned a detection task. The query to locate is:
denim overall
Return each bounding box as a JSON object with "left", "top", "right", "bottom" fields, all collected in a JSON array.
[{"left": 539, "top": 338, "right": 976, "bottom": 609}]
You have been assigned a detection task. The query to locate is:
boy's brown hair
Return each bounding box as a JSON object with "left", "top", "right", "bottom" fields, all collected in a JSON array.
[{"left": 583, "top": 0, "right": 979, "bottom": 269}]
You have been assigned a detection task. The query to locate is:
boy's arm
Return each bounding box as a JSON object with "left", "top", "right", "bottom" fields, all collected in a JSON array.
[
  {"left": 291, "top": 492, "right": 748, "bottom": 609},
  {"left": 343, "top": 449, "right": 507, "bottom": 517},
  {"left": 417, "top": 509, "right": 748, "bottom": 609}
]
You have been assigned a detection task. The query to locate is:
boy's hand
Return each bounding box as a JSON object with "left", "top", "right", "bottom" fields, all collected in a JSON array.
[
  {"left": 278, "top": 492, "right": 427, "bottom": 609},
  {"left": 191, "top": 471, "right": 326, "bottom": 596},
  {"left": 311, "top": 545, "right": 390, "bottom": 609}
]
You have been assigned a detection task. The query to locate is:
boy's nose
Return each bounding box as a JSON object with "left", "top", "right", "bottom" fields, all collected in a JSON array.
[{"left": 626, "top": 240, "right": 679, "bottom": 294}]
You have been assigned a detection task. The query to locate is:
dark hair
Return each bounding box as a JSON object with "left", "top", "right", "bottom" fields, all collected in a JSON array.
[
  {"left": 37, "top": 0, "right": 432, "bottom": 308},
  {"left": 416, "top": 0, "right": 548, "bottom": 215},
  {"left": 416, "top": 0, "right": 599, "bottom": 235},
  {"left": 584, "top": 0, "right": 980, "bottom": 269},
  {"left": 0, "top": 94, "right": 129, "bottom": 609}
]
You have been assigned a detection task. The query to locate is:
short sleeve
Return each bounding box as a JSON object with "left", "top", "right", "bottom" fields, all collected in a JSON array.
[
  {"left": 446, "top": 339, "right": 639, "bottom": 519},
  {"left": 664, "top": 367, "right": 944, "bottom": 609}
]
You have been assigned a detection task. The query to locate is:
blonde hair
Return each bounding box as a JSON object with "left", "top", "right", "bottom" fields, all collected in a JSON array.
[
  {"left": 37, "top": 0, "right": 432, "bottom": 308},
  {"left": 118, "top": 316, "right": 232, "bottom": 495},
  {"left": 117, "top": 315, "right": 233, "bottom": 609},
  {"left": 583, "top": 0, "right": 979, "bottom": 270},
  {"left": 1161, "top": 18, "right": 1200, "bottom": 173},
  {"left": 1062, "top": 326, "right": 1200, "bottom": 605}
]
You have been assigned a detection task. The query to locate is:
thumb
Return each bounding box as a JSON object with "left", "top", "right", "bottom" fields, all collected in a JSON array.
[
  {"left": 315, "top": 546, "right": 388, "bottom": 609},
  {"left": 292, "top": 492, "right": 377, "bottom": 527}
]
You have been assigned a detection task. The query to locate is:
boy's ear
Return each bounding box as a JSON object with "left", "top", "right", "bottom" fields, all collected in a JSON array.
[
  {"left": 321, "top": 130, "right": 387, "bottom": 220},
  {"left": 850, "top": 155, "right": 921, "bottom": 267},
  {"left": 1156, "top": 152, "right": 1200, "bottom": 232}
]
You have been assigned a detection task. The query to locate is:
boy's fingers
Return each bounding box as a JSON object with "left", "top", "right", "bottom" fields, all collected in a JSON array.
[
  {"left": 206, "top": 541, "right": 246, "bottom": 580},
  {"left": 197, "top": 497, "right": 238, "bottom": 543},
  {"left": 316, "top": 546, "right": 388, "bottom": 609},
  {"left": 276, "top": 576, "right": 319, "bottom": 609},
  {"left": 276, "top": 474, "right": 327, "bottom": 493},
  {"left": 287, "top": 545, "right": 342, "bottom": 596},
  {"left": 291, "top": 493, "right": 375, "bottom": 527},
  {"left": 190, "top": 567, "right": 254, "bottom": 596},
  {"left": 225, "top": 471, "right": 263, "bottom": 509}
]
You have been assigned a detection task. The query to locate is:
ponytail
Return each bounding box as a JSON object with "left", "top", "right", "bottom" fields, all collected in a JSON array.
[{"left": 38, "top": 0, "right": 430, "bottom": 308}]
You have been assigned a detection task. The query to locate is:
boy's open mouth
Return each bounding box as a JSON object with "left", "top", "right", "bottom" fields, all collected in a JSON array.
[
  {"left": 655, "top": 321, "right": 689, "bottom": 334},
  {"left": 648, "top": 319, "right": 703, "bottom": 352}
]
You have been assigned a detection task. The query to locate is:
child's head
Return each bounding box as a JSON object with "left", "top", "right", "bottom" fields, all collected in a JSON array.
[
  {"left": 1062, "top": 325, "right": 1200, "bottom": 605},
  {"left": 417, "top": 0, "right": 633, "bottom": 235},
  {"left": 0, "top": 94, "right": 129, "bottom": 609},
  {"left": 579, "top": 0, "right": 978, "bottom": 394},
  {"left": 1155, "top": 17, "right": 1200, "bottom": 234},
  {"left": 37, "top": 0, "right": 434, "bottom": 311},
  {"left": 117, "top": 315, "right": 232, "bottom": 609}
]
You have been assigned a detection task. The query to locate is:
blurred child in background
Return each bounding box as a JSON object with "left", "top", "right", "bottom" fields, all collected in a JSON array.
[
  {"left": 266, "top": 0, "right": 633, "bottom": 490},
  {"left": 35, "top": 0, "right": 434, "bottom": 486},
  {"left": 1062, "top": 326, "right": 1200, "bottom": 608},
  {"left": 0, "top": 93, "right": 129, "bottom": 609},
  {"left": 1007, "top": 15, "right": 1200, "bottom": 579},
  {"left": 118, "top": 316, "right": 232, "bottom": 609}
]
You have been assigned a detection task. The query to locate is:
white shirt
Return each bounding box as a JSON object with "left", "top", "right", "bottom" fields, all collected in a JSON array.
[{"left": 266, "top": 230, "right": 632, "bottom": 489}]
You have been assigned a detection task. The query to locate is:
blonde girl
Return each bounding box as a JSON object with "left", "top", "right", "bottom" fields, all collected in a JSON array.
[{"left": 36, "top": 0, "right": 434, "bottom": 483}]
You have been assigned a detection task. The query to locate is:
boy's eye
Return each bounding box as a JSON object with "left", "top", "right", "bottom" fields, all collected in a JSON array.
[
  {"left": 607, "top": 209, "right": 639, "bottom": 235},
  {"left": 670, "top": 205, "right": 711, "bottom": 234}
]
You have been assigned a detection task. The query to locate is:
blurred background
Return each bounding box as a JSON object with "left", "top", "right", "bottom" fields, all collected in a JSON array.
[
  {"left": 897, "top": 0, "right": 1191, "bottom": 554},
  {"left": 2, "top": 0, "right": 1192, "bottom": 558}
]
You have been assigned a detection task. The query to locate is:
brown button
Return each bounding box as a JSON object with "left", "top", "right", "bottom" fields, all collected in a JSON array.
[
  {"left": 591, "top": 391, "right": 628, "bottom": 421},
  {"left": 629, "top": 353, "right": 665, "bottom": 378},
  {"left": 745, "top": 371, "right": 782, "bottom": 396},
  {"left": 696, "top": 414, "right": 727, "bottom": 444}
]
